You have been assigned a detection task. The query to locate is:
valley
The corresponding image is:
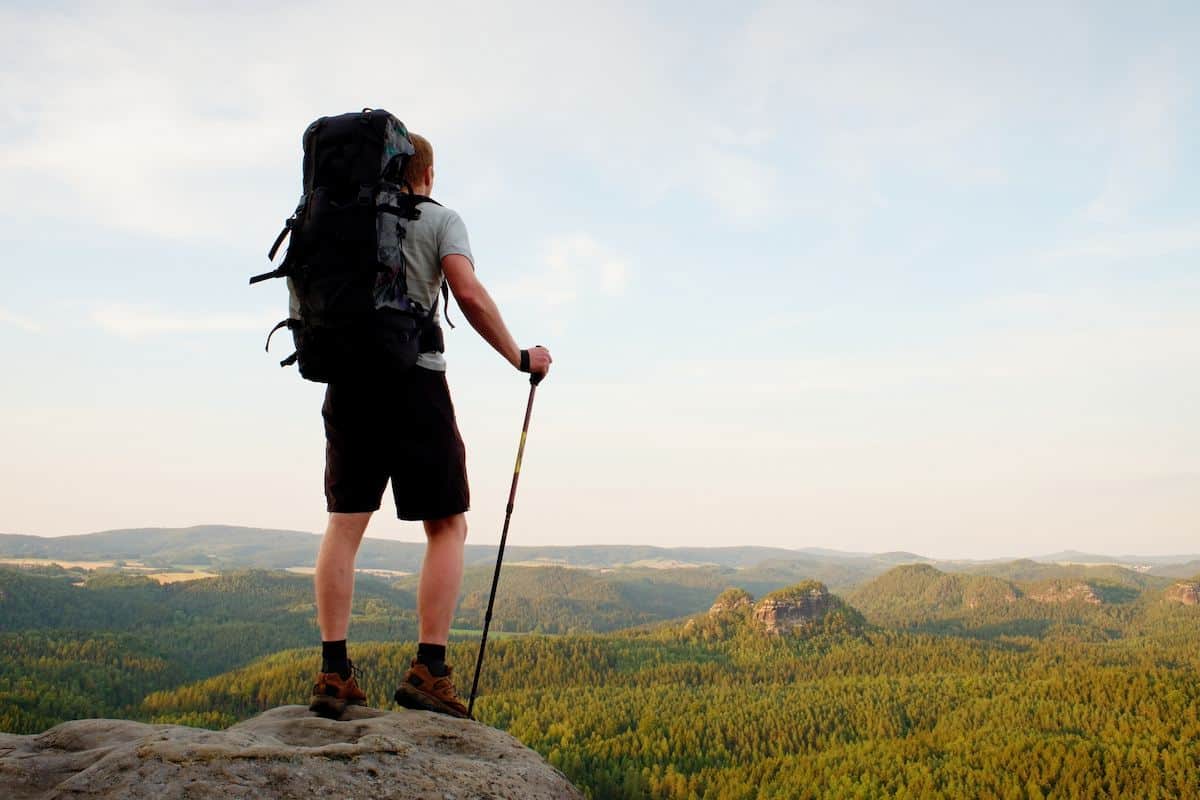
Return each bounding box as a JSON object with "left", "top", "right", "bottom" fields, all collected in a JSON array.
[{"left": 1, "top": 527, "right": 1198, "bottom": 798}]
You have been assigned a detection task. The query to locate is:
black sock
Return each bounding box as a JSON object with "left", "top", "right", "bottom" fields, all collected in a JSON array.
[
  {"left": 321, "top": 640, "right": 350, "bottom": 679},
  {"left": 416, "top": 642, "right": 448, "bottom": 676}
]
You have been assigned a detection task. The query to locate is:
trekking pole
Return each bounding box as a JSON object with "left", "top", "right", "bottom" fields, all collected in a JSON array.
[{"left": 467, "top": 368, "right": 545, "bottom": 719}]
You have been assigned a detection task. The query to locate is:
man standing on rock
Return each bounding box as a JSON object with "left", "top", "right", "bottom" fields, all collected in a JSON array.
[{"left": 309, "top": 133, "right": 552, "bottom": 719}]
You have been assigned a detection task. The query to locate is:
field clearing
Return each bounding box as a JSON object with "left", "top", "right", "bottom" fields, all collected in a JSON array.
[
  {"left": 146, "top": 571, "right": 218, "bottom": 583},
  {"left": 286, "top": 566, "right": 409, "bottom": 578},
  {"left": 625, "top": 558, "right": 716, "bottom": 569},
  {"left": 0, "top": 558, "right": 216, "bottom": 583}
]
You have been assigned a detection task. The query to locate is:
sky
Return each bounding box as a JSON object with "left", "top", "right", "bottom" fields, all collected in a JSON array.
[{"left": 0, "top": 1, "right": 1196, "bottom": 559}]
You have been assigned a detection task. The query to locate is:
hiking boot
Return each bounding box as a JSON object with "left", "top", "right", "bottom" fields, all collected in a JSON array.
[
  {"left": 309, "top": 661, "right": 367, "bottom": 718},
  {"left": 393, "top": 659, "right": 470, "bottom": 719}
]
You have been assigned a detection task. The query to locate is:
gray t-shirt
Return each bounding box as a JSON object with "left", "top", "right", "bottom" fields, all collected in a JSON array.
[{"left": 400, "top": 200, "right": 474, "bottom": 371}]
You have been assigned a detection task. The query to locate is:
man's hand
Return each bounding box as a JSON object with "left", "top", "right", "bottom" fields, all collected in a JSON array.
[{"left": 521, "top": 346, "right": 553, "bottom": 380}]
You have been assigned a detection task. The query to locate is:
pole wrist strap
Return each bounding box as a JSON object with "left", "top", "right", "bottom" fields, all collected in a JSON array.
[{"left": 519, "top": 349, "right": 531, "bottom": 373}]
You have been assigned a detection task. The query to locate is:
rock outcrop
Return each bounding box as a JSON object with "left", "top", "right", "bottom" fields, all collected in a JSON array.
[
  {"left": 1165, "top": 581, "right": 1200, "bottom": 606},
  {"left": 1028, "top": 581, "right": 1102, "bottom": 605},
  {"left": 753, "top": 582, "right": 835, "bottom": 635},
  {"left": 707, "top": 587, "right": 754, "bottom": 615},
  {"left": 0, "top": 705, "right": 583, "bottom": 800},
  {"left": 682, "top": 582, "right": 863, "bottom": 639}
]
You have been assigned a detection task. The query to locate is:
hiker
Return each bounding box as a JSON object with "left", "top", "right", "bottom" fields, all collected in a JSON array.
[{"left": 308, "top": 133, "right": 552, "bottom": 718}]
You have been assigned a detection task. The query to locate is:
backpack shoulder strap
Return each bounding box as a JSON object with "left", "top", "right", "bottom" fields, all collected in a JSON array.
[
  {"left": 439, "top": 281, "right": 454, "bottom": 329},
  {"left": 411, "top": 195, "right": 454, "bottom": 329}
]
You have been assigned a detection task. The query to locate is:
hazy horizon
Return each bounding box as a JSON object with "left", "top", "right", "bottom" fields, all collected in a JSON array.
[{"left": 3, "top": 522, "right": 1198, "bottom": 564}]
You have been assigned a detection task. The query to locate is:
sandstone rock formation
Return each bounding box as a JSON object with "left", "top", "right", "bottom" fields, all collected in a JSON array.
[
  {"left": 1165, "top": 581, "right": 1200, "bottom": 606},
  {"left": 707, "top": 587, "right": 754, "bottom": 615},
  {"left": 683, "top": 582, "right": 863, "bottom": 639},
  {"left": 1028, "top": 581, "right": 1102, "bottom": 605},
  {"left": 0, "top": 705, "right": 583, "bottom": 800},
  {"left": 751, "top": 581, "right": 858, "bottom": 635}
]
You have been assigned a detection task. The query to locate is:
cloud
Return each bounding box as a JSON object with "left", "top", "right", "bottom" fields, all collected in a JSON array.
[
  {"left": 712, "top": 1, "right": 1190, "bottom": 231},
  {"left": 0, "top": 2, "right": 690, "bottom": 241},
  {"left": 675, "top": 287, "right": 1200, "bottom": 399},
  {"left": 600, "top": 261, "right": 628, "bottom": 296},
  {"left": 1085, "top": 50, "right": 1184, "bottom": 222},
  {"left": 1039, "top": 220, "right": 1200, "bottom": 263},
  {"left": 0, "top": 309, "right": 42, "bottom": 333},
  {"left": 91, "top": 306, "right": 279, "bottom": 338},
  {"left": 693, "top": 144, "right": 779, "bottom": 226},
  {"left": 1, "top": 1, "right": 1062, "bottom": 244},
  {"left": 6, "top": 0, "right": 1177, "bottom": 248},
  {"left": 498, "top": 234, "right": 631, "bottom": 311}
]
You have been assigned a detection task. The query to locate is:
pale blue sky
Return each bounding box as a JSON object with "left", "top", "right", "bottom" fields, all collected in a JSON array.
[{"left": 1, "top": 1, "right": 1196, "bottom": 558}]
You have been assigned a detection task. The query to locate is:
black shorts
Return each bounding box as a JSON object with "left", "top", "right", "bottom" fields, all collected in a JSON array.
[{"left": 322, "top": 368, "right": 470, "bottom": 521}]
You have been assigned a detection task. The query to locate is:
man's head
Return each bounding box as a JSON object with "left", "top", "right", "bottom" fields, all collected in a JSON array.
[{"left": 402, "top": 133, "right": 434, "bottom": 194}]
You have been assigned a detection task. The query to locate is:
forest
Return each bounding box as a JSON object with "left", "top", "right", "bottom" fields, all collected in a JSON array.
[{"left": 1, "top": 558, "right": 1198, "bottom": 799}]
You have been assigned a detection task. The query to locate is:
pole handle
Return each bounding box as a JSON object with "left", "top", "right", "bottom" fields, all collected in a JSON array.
[{"left": 527, "top": 345, "right": 547, "bottom": 385}]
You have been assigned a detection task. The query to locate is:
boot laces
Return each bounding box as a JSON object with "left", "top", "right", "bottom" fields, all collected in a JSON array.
[{"left": 435, "top": 675, "right": 461, "bottom": 699}]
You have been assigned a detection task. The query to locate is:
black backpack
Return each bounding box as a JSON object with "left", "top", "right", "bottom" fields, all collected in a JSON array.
[{"left": 249, "top": 108, "right": 448, "bottom": 383}]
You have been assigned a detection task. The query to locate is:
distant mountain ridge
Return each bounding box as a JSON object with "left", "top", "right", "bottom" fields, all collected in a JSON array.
[
  {"left": 1033, "top": 549, "right": 1200, "bottom": 567},
  {"left": 3, "top": 525, "right": 1198, "bottom": 574},
  {"left": 0, "top": 526, "right": 816, "bottom": 573}
]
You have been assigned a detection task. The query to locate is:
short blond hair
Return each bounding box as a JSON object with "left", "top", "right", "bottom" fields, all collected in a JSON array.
[{"left": 402, "top": 133, "right": 433, "bottom": 188}]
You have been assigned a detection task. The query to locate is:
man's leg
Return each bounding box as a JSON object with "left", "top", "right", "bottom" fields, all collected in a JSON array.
[
  {"left": 393, "top": 512, "right": 470, "bottom": 717},
  {"left": 417, "top": 513, "right": 468, "bottom": 648},
  {"left": 315, "top": 511, "right": 372, "bottom": 671}
]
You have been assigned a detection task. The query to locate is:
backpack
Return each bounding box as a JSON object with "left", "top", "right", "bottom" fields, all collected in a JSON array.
[{"left": 249, "top": 108, "right": 449, "bottom": 383}]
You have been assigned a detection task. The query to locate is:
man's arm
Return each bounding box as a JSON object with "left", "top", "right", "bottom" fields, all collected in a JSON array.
[{"left": 442, "top": 254, "right": 551, "bottom": 376}]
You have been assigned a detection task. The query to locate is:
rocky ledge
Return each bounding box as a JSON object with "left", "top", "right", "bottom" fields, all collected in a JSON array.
[
  {"left": 1165, "top": 581, "right": 1200, "bottom": 606},
  {"left": 0, "top": 705, "right": 583, "bottom": 800}
]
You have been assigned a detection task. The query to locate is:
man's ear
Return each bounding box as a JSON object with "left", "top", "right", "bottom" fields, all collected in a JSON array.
[{"left": 425, "top": 164, "right": 435, "bottom": 189}]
